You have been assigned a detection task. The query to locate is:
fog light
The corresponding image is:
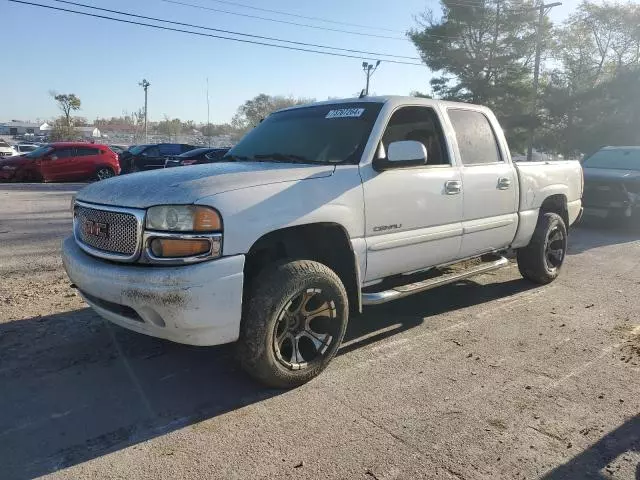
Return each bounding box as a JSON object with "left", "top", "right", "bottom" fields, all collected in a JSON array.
[{"left": 150, "top": 238, "right": 211, "bottom": 258}]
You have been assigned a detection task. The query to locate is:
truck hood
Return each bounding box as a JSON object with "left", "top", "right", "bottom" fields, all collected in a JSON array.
[{"left": 76, "top": 161, "right": 335, "bottom": 208}]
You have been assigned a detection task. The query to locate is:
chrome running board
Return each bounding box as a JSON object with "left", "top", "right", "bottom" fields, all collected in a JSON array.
[{"left": 361, "top": 256, "right": 509, "bottom": 306}]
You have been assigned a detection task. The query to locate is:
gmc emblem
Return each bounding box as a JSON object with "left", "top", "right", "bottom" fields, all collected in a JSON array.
[{"left": 83, "top": 220, "right": 109, "bottom": 238}]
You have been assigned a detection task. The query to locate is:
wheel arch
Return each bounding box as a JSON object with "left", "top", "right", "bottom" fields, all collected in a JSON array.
[
  {"left": 540, "top": 194, "right": 569, "bottom": 228},
  {"left": 243, "top": 222, "right": 362, "bottom": 314}
]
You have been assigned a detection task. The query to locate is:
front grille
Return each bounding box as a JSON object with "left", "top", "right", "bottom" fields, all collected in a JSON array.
[
  {"left": 583, "top": 182, "right": 627, "bottom": 206},
  {"left": 75, "top": 205, "right": 140, "bottom": 256}
]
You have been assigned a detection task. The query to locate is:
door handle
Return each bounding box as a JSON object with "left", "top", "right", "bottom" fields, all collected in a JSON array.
[
  {"left": 445, "top": 180, "right": 462, "bottom": 195},
  {"left": 497, "top": 177, "right": 512, "bottom": 190}
]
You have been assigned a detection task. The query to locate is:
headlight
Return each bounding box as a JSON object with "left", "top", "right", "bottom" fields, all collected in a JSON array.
[
  {"left": 146, "top": 205, "right": 222, "bottom": 232},
  {"left": 70, "top": 193, "right": 77, "bottom": 214}
]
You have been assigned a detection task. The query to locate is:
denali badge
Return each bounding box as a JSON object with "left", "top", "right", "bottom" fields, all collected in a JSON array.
[
  {"left": 373, "top": 224, "right": 402, "bottom": 232},
  {"left": 83, "top": 220, "right": 110, "bottom": 238}
]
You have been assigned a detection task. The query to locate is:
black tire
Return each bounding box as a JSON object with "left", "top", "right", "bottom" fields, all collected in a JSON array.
[
  {"left": 237, "top": 260, "right": 349, "bottom": 388},
  {"left": 95, "top": 167, "right": 115, "bottom": 181},
  {"left": 517, "top": 212, "right": 568, "bottom": 285}
]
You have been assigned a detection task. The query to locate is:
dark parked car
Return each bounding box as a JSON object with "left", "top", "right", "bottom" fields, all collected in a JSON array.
[
  {"left": 0, "top": 142, "right": 120, "bottom": 183},
  {"left": 582, "top": 146, "right": 640, "bottom": 221},
  {"left": 164, "top": 147, "right": 230, "bottom": 168},
  {"left": 118, "top": 143, "right": 197, "bottom": 173}
]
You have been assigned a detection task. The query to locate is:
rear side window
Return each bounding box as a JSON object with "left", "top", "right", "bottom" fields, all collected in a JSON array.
[
  {"left": 158, "top": 144, "right": 182, "bottom": 156},
  {"left": 448, "top": 109, "right": 502, "bottom": 165},
  {"left": 76, "top": 147, "right": 100, "bottom": 156},
  {"left": 53, "top": 148, "right": 74, "bottom": 159},
  {"left": 142, "top": 146, "right": 160, "bottom": 157}
]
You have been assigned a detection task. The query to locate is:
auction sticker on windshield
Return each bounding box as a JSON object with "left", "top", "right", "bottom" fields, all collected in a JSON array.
[{"left": 326, "top": 108, "right": 365, "bottom": 119}]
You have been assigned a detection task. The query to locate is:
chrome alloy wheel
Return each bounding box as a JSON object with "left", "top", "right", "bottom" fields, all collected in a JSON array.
[
  {"left": 544, "top": 225, "right": 566, "bottom": 270},
  {"left": 96, "top": 168, "right": 114, "bottom": 180},
  {"left": 273, "top": 288, "right": 338, "bottom": 370}
]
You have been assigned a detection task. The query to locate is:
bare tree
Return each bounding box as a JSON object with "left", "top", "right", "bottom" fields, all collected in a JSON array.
[{"left": 50, "top": 91, "right": 81, "bottom": 127}]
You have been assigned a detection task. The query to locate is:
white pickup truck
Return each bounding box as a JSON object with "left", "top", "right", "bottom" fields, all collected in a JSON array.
[{"left": 62, "top": 96, "right": 583, "bottom": 387}]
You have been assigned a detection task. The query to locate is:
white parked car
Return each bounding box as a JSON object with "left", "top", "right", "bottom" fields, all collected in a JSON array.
[
  {"left": 62, "top": 96, "right": 583, "bottom": 387},
  {"left": 0, "top": 141, "right": 16, "bottom": 157},
  {"left": 13, "top": 144, "right": 40, "bottom": 155}
]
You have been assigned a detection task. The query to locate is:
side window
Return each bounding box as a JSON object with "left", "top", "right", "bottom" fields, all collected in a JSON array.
[
  {"left": 380, "top": 107, "right": 449, "bottom": 165},
  {"left": 75, "top": 147, "right": 100, "bottom": 156},
  {"left": 448, "top": 109, "right": 502, "bottom": 166},
  {"left": 52, "top": 148, "right": 73, "bottom": 159},
  {"left": 142, "top": 146, "right": 160, "bottom": 157},
  {"left": 158, "top": 144, "right": 181, "bottom": 156},
  {"left": 181, "top": 145, "right": 195, "bottom": 153}
]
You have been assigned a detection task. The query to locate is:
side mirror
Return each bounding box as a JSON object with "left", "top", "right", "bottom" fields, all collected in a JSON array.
[{"left": 373, "top": 140, "right": 427, "bottom": 171}]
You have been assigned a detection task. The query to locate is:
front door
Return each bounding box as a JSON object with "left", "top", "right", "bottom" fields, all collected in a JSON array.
[
  {"left": 446, "top": 108, "right": 519, "bottom": 258},
  {"left": 40, "top": 147, "right": 76, "bottom": 181},
  {"left": 361, "top": 105, "right": 463, "bottom": 282}
]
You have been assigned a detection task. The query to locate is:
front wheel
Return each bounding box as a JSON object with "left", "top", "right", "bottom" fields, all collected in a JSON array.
[
  {"left": 517, "top": 212, "right": 568, "bottom": 285},
  {"left": 237, "top": 260, "right": 349, "bottom": 388}
]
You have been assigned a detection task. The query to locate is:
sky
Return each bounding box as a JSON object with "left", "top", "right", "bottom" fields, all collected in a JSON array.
[{"left": 1, "top": 0, "right": 584, "bottom": 125}]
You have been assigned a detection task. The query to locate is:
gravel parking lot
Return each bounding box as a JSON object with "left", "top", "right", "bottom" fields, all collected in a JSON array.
[{"left": 1, "top": 183, "right": 639, "bottom": 480}]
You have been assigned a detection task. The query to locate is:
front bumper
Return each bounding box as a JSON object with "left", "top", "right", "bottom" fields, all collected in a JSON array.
[{"left": 62, "top": 236, "right": 244, "bottom": 346}]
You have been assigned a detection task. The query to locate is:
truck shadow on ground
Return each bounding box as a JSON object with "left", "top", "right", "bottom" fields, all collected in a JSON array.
[
  {"left": 0, "top": 277, "right": 533, "bottom": 479},
  {"left": 540, "top": 415, "right": 640, "bottom": 480}
]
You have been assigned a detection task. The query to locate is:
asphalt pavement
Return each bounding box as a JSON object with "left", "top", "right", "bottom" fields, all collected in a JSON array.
[{"left": 0, "top": 183, "right": 639, "bottom": 480}]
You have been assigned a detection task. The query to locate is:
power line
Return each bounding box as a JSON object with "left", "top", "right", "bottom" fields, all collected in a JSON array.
[
  {"left": 7, "top": 0, "right": 426, "bottom": 66},
  {"left": 51, "top": 0, "right": 422, "bottom": 61},
  {"left": 159, "top": 0, "right": 409, "bottom": 41},
  {"left": 161, "top": 0, "right": 464, "bottom": 41},
  {"left": 202, "top": 0, "right": 404, "bottom": 34}
]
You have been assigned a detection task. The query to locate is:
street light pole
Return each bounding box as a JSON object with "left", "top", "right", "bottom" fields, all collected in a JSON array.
[
  {"left": 526, "top": 2, "right": 561, "bottom": 161},
  {"left": 361, "top": 60, "right": 381, "bottom": 97},
  {"left": 139, "top": 79, "right": 150, "bottom": 143}
]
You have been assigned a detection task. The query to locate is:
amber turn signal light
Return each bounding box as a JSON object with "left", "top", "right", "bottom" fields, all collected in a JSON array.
[
  {"left": 194, "top": 207, "right": 222, "bottom": 231},
  {"left": 150, "top": 238, "right": 211, "bottom": 258}
]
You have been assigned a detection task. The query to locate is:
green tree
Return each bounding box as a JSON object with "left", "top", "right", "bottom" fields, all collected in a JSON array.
[
  {"left": 50, "top": 92, "right": 81, "bottom": 127},
  {"left": 232, "top": 94, "right": 314, "bottom": 130},
  {"left": 409, "top": 0, "right": 540, "bottom": 151},
  {"left": 156, "top": 115, "right": 183, "bottom": 139},
  {"left": 49, "top": 117, "right": 77, "bottom": 141},
  {"left": 539, "top": 1, "right": 640, "bottom": 154}
]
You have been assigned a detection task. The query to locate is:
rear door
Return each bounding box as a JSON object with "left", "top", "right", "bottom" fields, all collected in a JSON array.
[
  {"left": 40, "top": 147, "right": 76, "bottom": 181},
  {"left": 446, "top": 108, "right": 518, "bottom": 258},
  {"left": 74, "top": 146, "right": 101, "bottom": 179}
]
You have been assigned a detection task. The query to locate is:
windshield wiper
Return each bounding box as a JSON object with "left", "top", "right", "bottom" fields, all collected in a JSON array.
[{"left": 253, "top": 153, "right": 312, "bottom": 164}]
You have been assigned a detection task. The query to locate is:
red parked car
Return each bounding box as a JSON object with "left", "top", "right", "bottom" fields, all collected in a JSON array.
[{"left": 0, "top": 142, "right": 120, "bottom": 183}]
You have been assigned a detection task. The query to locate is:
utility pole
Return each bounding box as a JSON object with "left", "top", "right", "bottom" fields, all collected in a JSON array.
[
  {"left": 139, "top": 79, "right": 150, "bottom": 143},
  {"left": 206, "top": 77, "right": 211, "bottom": 148},
  {"left": 361, "top": 60, "right": 381, "bottom": 97},
  {"left": 526, "top": 2, "right": 561, "bottom": 161}
]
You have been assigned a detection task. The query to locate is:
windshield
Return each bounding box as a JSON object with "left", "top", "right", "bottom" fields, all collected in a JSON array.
[
  {"left": 25, "top": 145, "right": 53, "bottom": 158},
  {"left": 0, "top": 141, "right": 10, "bottom": 148},
  {"left": 583, "top": 148, "right": 640, "bottom": 171},
  {"left": 129, "top": 144, "right": 152, "bottom": 155},
  {"left": 228, "top": 102, "right": 383, "bottom": 164}
]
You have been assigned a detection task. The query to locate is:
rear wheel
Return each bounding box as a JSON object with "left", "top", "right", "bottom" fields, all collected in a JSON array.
[
  {"left": 237, "top": 260, "right": 349, "bottom": 388},
  {"left": 517, "top": 212, "right": 567, "bottom": 284},
  {"left": 95, "top": 167, "right": 115, "bottom": 181}
]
